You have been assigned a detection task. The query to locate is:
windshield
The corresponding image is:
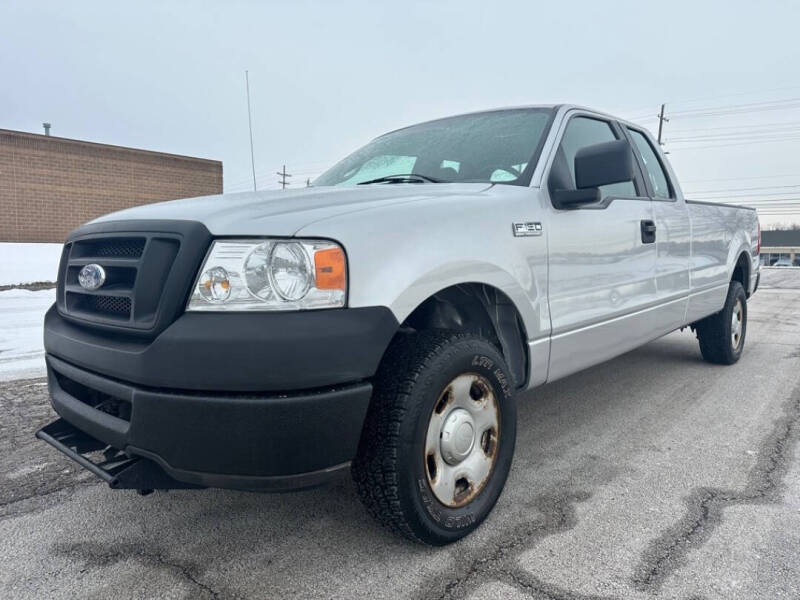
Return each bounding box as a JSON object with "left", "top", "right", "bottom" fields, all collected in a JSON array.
[{"left": 313, "top": 108, "right": 554, "bottom": 187}]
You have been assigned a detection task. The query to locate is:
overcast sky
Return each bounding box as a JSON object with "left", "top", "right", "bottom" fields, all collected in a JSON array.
[{"left": 3, "top": 0, "right": 799, "bottom": 225}]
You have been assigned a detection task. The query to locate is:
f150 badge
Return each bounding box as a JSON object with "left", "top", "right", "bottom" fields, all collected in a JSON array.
[{"left": 512, "top": 222, "right": 543, "bottom": 237}]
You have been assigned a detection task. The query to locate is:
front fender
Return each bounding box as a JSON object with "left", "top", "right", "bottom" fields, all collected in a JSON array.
[
  {"left": 296, "top": 186, "right": 550, "bottom": 342},
  {"left": 385, "top": 261, "right": 537, "bottom": 329}
]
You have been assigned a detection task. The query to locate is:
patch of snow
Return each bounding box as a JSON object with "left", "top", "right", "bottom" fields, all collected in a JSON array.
[
  {"left": 0, "top": 288, "right": 55, "bottom": 381},
  {"left": 0, "top": 242, "right": 63, "bottom": 285}
]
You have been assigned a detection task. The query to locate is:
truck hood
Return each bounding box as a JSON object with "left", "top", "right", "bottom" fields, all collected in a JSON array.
[{"left": 91, "top": 183, "right": 493, "bottom": 236}]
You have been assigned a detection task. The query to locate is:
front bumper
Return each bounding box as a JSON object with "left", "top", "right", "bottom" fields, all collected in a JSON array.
[
  {"left": 44, "top": 304, "right": 398, "bottom": 392},
  {"left": 41, "top": 305, "right": 398, "bottom": 490}
]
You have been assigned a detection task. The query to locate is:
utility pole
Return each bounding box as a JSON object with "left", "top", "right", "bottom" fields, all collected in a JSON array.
[
  {"left": 657, "top": 103, "right": 669, "bottom": 145},
  {"left": 245, "top": 70, "right": 257, "bottom": 191},
  {"left": 277, "top": 165, "right": 292, "bottom": 189}
]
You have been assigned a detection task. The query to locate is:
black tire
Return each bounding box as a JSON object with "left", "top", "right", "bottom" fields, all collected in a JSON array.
[
  {"left": 695, "top": 281, "right": 747, "bottom": 365},
  {"left": 352, "top": 330, "right": 517, "bottom": 545}
]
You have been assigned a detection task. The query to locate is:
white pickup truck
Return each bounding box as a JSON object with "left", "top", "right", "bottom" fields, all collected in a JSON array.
[{"left": 38, "top": 105, "right": 760, "bottom": 544}]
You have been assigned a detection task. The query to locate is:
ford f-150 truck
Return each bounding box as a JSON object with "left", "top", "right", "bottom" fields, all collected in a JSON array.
[{"left": 37, "top": 105, "right": 760, "bottom": 545}]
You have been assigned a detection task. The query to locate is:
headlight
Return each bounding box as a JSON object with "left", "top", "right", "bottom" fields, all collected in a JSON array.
[
  {"left": 269, "top": 242, "right": 312, "bottom": 301},
  {"left": 187, "top": 239, "right": 347, "bottom": 311}
]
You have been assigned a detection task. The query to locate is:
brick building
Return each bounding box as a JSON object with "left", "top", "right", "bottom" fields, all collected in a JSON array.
[{"left": 0, "top": 128, "right": 222, "bottom": 242}]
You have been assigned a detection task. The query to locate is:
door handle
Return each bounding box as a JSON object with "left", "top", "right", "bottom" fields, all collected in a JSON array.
[{"left": 641, "top": 220, "right": 657, "bottom": 244}]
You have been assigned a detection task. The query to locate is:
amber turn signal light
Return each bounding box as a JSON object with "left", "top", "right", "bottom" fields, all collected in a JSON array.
[{"left": 314, "top": 247, "right": 346, "bottom": 290}]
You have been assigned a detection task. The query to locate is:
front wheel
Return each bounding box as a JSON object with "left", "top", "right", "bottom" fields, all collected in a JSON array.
[
  {"left": 352, "top": 331, "right": 517, "bottom": 545},
  {"left": 695, "top": 280, "right": 747, "bottom": 365}
]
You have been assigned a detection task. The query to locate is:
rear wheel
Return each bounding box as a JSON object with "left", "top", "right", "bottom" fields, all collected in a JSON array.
[
  {"left": 695, "top": 281, "right": 747, "bottom": 365},
  {"left": 352, "top": 331, "right": 517, "bottom": 545}
]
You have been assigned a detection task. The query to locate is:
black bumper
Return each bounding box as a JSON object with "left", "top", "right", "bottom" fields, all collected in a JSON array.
[
  {"left": 41, "top": 305, "right": 398, "bottom": 490},
  {"left": 44, "top": 304, "right": 398, "bottom": 392}
]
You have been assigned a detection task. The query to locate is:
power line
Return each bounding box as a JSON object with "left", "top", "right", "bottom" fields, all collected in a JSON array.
[
  {"left": 618, "top": 89, "right": 800, "bottom": 122},
  {"left": 666, "top": 135, "right": 800, "bottom": 151},
  {"left": 624, "top": 98, "right": 800, "bottom": 142},
  {"left": 686, "top": 199, "right": 800, "bottom": 208},
  {"left": 668, "top": 97, "right": 800, "bottom": 116},
  {"left": 682, "top": 173, "right": 800, "bottom": 184},
  {"left": 693, "top": 199, "right": 800, "bottom": 205},
  {"left": 669, "top": 136, "right": 800, "bottom": 145},
  {"left": 668, "top": 125, "right": 800, "bottom": 138},
  {"left": 658, "top": 85, "right": 800, "bottom": 111},
  {"left": 668, "top": 104, "right": 800, "bottom": 120},
  {"left": 690, "top": 195, "right": 800, "bottom": 202},
  {"left": 751, "top": 205, "right": 800, "bottom": 208},
  {"left": 667, "top": 129, "right": 800, "bottom": 143},
  {"left": 714, "top": 204, "right": 800, "bottom": 214},
  {"left": 685, "top": 183, "right": 800, "bottom": 195},
  {"left": 669, "top": 120, "right": 800, "bottom": 134}
]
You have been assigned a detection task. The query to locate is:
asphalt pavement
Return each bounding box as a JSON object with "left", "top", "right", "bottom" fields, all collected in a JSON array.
[{"left": 1, "top": 269, "right": 799, "bottom": 599}]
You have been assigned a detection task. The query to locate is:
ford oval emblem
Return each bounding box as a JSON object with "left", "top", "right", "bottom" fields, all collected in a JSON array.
[{"left": 78, "top": 264, "right": 107, "bottom": 291}]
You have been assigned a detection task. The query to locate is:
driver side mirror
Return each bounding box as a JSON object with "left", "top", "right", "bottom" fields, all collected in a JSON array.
[
  {"left": 552, "top": 139, "right": 635, "bottom": 209},
  {"left": 575, "top": 139, "right": 635, "bottom": 189}
]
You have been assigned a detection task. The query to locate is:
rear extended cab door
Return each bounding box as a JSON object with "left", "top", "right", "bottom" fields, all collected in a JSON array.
[{"left": 622, "top": 125, "right": 691, "bottom": 332}]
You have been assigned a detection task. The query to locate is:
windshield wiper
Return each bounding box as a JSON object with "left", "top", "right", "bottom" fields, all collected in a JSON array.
[{"left": 357, "top": 173, "right": 445, "bottom": 185}]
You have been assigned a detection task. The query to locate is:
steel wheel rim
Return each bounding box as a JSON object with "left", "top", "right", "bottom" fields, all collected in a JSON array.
[
  {"left": 731, "top": 298, "right": 743, "bottom": 350},
  {"left": 424, "top": 373, "right": 500, "bottom": 508}
]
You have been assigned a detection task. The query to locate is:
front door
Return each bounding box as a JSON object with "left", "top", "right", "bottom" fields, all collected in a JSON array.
[{"left": 544, "top": 113, "right": 658, "bottom": 382}]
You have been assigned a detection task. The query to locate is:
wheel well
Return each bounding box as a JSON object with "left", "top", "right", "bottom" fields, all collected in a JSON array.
[
  {"left": 732, "top": 252, "right": 751, "bottom": 296},
  {"left": 400, "top": 283, "right": 528, "bottom": 388}
]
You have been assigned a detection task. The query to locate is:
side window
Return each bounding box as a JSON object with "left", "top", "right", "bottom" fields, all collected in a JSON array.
[
  {"left": 627, "top": 129, "right": 673, "bottom": 199},
  {"left": 550, "top": 117, "right": 637, "bottom": 200}
]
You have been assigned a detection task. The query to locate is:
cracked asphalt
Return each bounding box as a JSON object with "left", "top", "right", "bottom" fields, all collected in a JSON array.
[{"left": 1, "top": 269, "right": 799, "bottom": 600}]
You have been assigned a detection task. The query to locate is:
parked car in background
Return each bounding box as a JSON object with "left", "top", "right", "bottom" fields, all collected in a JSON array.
[
  {"left": 773, "top": 259, "right": 794, "bottom": 267},
  {"left": 37, "top": 104, "right": 760, "bottom": 544}
]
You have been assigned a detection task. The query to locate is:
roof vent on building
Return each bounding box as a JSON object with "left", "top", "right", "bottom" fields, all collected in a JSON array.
[{"left": 43, "top": 122, "right": 51, "bottom": 136}]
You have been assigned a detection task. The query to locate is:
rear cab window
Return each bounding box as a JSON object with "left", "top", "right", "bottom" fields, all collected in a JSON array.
[{"left": 626, "top": 128, "right": 674, "bottom": 200}]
